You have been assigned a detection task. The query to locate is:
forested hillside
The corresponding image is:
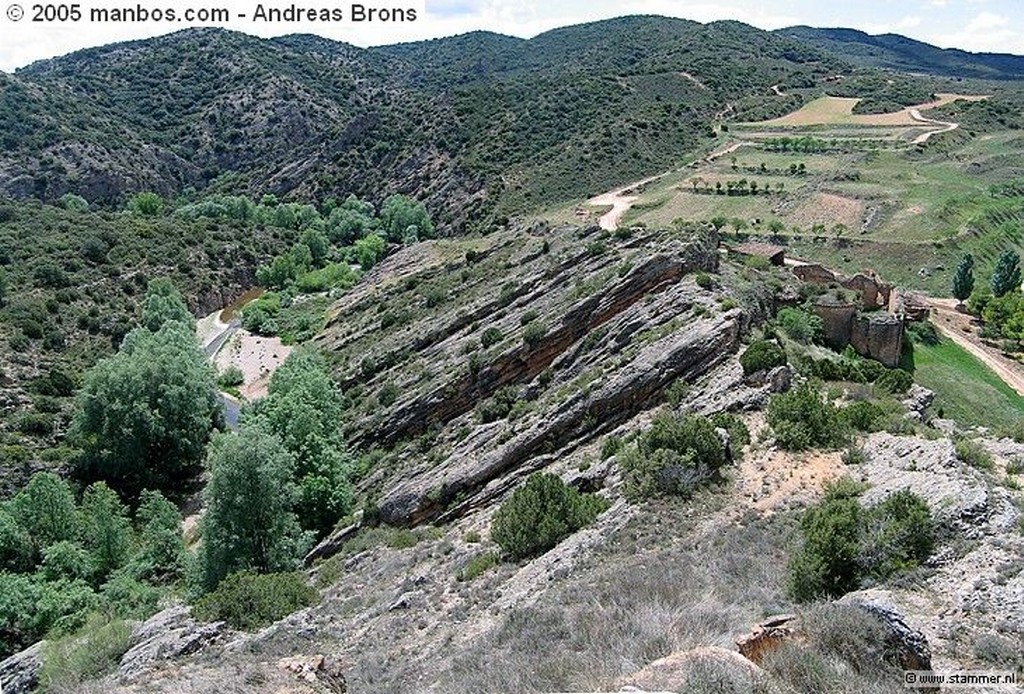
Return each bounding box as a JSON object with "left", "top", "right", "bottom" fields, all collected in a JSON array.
[{"left": 0, "top": 17, "right": 949, "bottom": 231}]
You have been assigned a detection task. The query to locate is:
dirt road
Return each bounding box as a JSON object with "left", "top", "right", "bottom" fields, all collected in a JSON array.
[
  {"left": 926, "top": 297, "right": 1024, "bottom": 397},
  {"left": 587, "top": 174, "right": 665, "bottom": 231},
  {"left": 908, "top": 109, "right": 958, "bottom": 145}
]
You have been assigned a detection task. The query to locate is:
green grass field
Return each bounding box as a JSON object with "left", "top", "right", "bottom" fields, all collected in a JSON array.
[{"left": 911, "top": 337, "right": 1024, "bottom": 432}]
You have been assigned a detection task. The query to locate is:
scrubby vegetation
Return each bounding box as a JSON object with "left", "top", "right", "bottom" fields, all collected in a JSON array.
[
  {"left": 0, "top": 473, "right": 181, "bottom": 658},
  {"left": 490, "top": 474, "right": 609, "bottom": 561},
  {"left": 739, "top": 339, "right": 787, "bottom": 376},
  {"left": 767, "top": 381, "right": 849, "bottom": 451},
  {"left": 788, "top": 480, "right": 936, "bottom": 602},
  {"left": 193, "top": 570, "right": 320, "bottom": 631},
  {"left": 618, "top": 412, "right": 729, "bottom": 499}
]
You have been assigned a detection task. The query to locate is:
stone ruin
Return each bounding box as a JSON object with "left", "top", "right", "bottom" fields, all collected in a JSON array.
[{"left": 790, "top": 264, "right": 918, "bottom": 368}]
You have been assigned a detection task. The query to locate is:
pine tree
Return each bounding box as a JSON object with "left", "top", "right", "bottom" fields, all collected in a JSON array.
[
  {"left": 991, "top": 250, "right": 1022, "bottom": 297},
  {"left": 952, "top": 253, "right": 975, "bottom": 303}
]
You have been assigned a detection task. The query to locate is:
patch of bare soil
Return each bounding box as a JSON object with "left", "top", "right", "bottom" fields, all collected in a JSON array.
[
  {"left": 789, "top": 192, "right": 865, "bottom": 230},
  {"left": 215, "top": 330, "right": 294, "bottom": 400}
]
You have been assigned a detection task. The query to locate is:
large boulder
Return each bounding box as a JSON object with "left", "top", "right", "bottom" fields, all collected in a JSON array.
[
  {"left": 0, "top": 641, "right": 43, "bottom": 694},
  {"left": 617, "top": 646, "right": 777, "bottom": 693},
  {"left": 118, "top": 605, "right": 227, "bottom": 682}
]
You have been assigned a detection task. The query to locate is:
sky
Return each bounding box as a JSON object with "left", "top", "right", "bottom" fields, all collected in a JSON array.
[{"left": 0, "top": 0, "right": 1022, "bottom": 73}]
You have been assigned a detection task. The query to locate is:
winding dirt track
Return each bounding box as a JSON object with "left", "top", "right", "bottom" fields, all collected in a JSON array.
[
  {"left": 587, "top": 174, "right": 665, "bottom": 231},
  {"left": 908, "top": 109, "right": 959, "bottom": 144},
  {"left": 925, "top": 298, "right": 1024, "bottom": 397}
]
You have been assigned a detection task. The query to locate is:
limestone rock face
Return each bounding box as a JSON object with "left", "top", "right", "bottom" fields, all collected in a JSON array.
[
  {"left": 850, "top": 312, "right": 904, "bottom": 368},
  {"left": 835, "top": 597, "right": 933, "bottom": 672},
  {"left": 118, "top": 606, "right": 227, "bottom": 682},
  {"left": 0, "top": 641, "right": 43, "bottom": 694}
]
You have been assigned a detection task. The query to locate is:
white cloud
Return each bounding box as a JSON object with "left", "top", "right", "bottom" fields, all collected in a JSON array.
[{"left": 928, "top": 11, "right": 1022, "bottom": 53}]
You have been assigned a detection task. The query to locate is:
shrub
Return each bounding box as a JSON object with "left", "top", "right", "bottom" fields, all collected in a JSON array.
[
  {"left": 192, "top": 571, "right": 319, "bottom": 631},
  {"left": 619, "top": 413, "right": 727, "bottom": 499},
  {"left": 954, "top": 438, "right": 994, "bottom": 471},
  {"left": 767, "top": 381, "right": 848, "bottom": 451},
  {"left": 841, "top": 401, "right": 885, "bottom": 433},
  {"left": 876, "top": 369, "right": 913, "bottom": 395},
  {"left": 217, "top": 366, "right": 244, "bottom": 388},
  {"left": 775, "top": 308, "right": 824, "bottom": 344},
  {"left": 789, "top": 481, "right": 935, "bottom": 602},
  {"left": 601, "top": 435, "right": 624, "bottom": 460},
  {"left": 788, "top": 479, "right": 865, "bottom": 602},
  {"left": 480, "top": 327, "right": 504, "bottom": 349},
  {"left": 710, "top": 412, "right": 751, "bottom": 450},
  {"left": 38, "top": 615, "right": 134, "bottom": 689},
  {"left": 859, "top": 490, "right": 936, "bottom": 581},
  {"left": 694, "top": 272, "right": 714, "bottom": 289},
  {"left": 739, "top": 340, "right": 787, "bottom": 376},
  {"left": 522, "top": 320, "right": 547, "bottom": 347},
  {"left": 491, "top": 473, "right": 609, "bottom": 561},
  {"left": 457, "top": 551, "right": 499, "bottom": 582},
  {"left": 477, "top": 385, "right": 519, "bottom": 424}
]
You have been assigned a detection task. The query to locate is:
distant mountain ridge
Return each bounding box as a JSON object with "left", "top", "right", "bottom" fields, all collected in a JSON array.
[
  {"left": 777, "top": 26, "right": 1024, "bottom": 80},
  {"left": 0, "top": 16, "right": 1021, "bottom": 230}
]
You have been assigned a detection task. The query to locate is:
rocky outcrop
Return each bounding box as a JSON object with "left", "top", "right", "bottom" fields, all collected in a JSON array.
[
  {"left": 836, "top": 597, "right": 933, "bottom": 672},
  {"left": 0, "top": 641, "right": 43, "bottom": 694},
  {"left": 735, "top": 614, "right": 798, "bottom": 665},
  {"left": 277, "top": 655, "right": 347, "bottom": 692},
  {"left": 377, "top": 310, "right": 740, "bottom": 527},
  {"left": 812, "top": 298, "right": 904, "bottom": 367},
  {"left": 617, "top": 646, "right": 776, "bottom": 693},
  {"left": 118, "top": 606, "right": 227, "bottom": 682},
  {"left": 851, "top": 312, "right": 904, "bottom": 368}
]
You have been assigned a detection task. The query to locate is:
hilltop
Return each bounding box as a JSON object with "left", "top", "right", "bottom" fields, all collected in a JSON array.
[{"left": 2, "top": 16, "right": 1002, "bottom": 231}]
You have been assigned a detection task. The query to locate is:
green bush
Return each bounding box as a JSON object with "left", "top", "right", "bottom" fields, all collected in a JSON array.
[
  {"left": 859, "top": 490, "right": 935, "bottom": 581},
  {"left": 476, "top": 385, "right": 519, "bottom": 424},
  {"left": 522, "top": 320, "right": 547, "bottom": 347},
  {"left": 841, "top": 401, "right": 885, "bottom": 433},
  {"left": 619, "top": 412, "right": 727, "bottom": 499},
  {"left": 767, "top": 381, "right": 848, "bottom": 451},
  {"left": 457, "top": 551, "right": 499, "bottom": 582},
  {"left": 775, "top": 308, "right": 824, "bottom": 344},
  {"left": 876, "top": 369, "right": 913, "bottom": 395},
  {"left": 788, "top": 481, "right": 935, "bottom": 602},
  {"left": 217, "top": 366, "right": 244, "bottom": 388},
  {"left": 954, "top": 438, "right": 995, "bottom": 471},
  {"left": 192, "top": 571, "right": 320, "bottom": 631},
  {"left": 491, "top": 473, "right": 609, "bottom": 561},
  {"left": 739, "top": 340, "right": 787, "bottom": 376},
  {"left": 38, "top": 615, "right": 134, "bottom": 689},
  {"left": 480, "top": 327, "right": 504, "bottom": 349}
]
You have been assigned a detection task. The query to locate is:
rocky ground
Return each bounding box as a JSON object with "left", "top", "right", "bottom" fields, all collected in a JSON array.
[{"left": 3, "top": 223, "right": 1022, "bottom": 693}]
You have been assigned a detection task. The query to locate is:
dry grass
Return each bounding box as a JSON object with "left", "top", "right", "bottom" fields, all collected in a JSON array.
[
  {"left": 749, "top": 93, "right": 987, "bottom": 128},
  {"left": 439, "top": 505, "right": 796, "bottom": 693},
  {"left": 788, "top": 192, "right": 865, "bottom": 230}
]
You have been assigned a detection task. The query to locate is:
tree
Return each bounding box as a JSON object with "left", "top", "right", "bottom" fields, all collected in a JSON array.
[
  {"left": 788, "top": 479, "right": 864, "bottom": 601},
  {"left": 79, "top": 483, "right": 132, "bottom": 580},
  {"left": 300, "top": 227, "right": 330, "bottom": 268},
  {"left": 10, "top": 472, "right": 79, "bottom": 550},
  {"left": 196, "top": 430, "right": 308, "bottom": 592},
  {"left": 132, "top": 490, "right": 185, "bottom": 581},
  {"left": 380, "top": 195, "right": 433, "bottom": 244},
  {"left": 248, "top": 351, "right": 353, "bottom": 537},
  {"left": 72, "top": 321, "right": 218, "bottom": 503},
  {"left": 991, "top": 249, "right": 1021, "bottom": 297},
  {"left": 353, "top": 234, "right": 387, "bottom": 271},
  {"left": 952, "top": 254, "right": 975, "bottom": 304},
  {"left": 140, "top": 278, "right": 193, "bottom": 332}
]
